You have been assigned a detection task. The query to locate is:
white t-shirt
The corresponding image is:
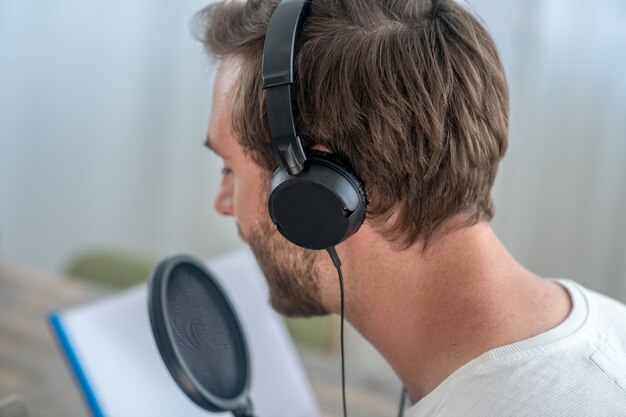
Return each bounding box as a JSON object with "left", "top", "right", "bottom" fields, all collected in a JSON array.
[{"left": 406, "top": 279, "right": 626, "bottom": 417}]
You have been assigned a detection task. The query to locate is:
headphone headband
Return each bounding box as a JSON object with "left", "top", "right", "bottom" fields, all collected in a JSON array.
[
  {"left": 262, "top": 0, "right": 310, "bottom": 175},
  {"left": 263, "top": 0, "right": 368, "bottom": 250}
]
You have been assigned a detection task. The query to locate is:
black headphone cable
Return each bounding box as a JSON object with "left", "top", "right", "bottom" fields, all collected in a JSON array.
[
  {"left": 327, "top": 247, "right": 347, "bottom": 417},
  {"left": 328, "top": 247, "right": 410, "bottom": 417},
  {"left": 397, "top": 387, "right": 407, "bottom": 417}
]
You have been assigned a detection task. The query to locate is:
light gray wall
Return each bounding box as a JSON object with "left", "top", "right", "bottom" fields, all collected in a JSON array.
[{"left": 0, "top": 0, "right": 244, "bottom": 273}]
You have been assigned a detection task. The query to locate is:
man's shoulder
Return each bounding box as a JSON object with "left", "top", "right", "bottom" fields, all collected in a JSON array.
[
  {"left": 575, "top": 280, "right": 626, "bottom": 395},
  {"left": 407, "top": 279, "right": 626, "bottom": 417},
  {"left": 408, "top": 342, "right": 626, "bottom": 417}
]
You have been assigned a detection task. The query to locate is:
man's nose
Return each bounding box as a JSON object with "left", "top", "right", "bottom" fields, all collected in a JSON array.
[{"left": 214, "top": 186, "right": 234, "bottom": 216}]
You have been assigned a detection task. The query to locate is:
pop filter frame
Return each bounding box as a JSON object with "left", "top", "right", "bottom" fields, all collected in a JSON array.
[{"left": 148, "top": 254, "right": 254, "bottom": 417}]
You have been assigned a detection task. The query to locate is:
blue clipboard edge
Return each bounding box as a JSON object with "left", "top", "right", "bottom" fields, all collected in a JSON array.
[{"left": 48, "top": 311, "right": 106, "bottom": 417}]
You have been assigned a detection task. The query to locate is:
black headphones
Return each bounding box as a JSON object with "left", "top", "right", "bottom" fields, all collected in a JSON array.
[{"left": 262, "top": 0, "right": 368, "bottom": 250}]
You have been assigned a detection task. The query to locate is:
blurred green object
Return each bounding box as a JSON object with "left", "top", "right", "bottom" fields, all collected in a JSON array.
[
  {"left": 65, "top": 248, "right": 158, "bottom": 289},
  {"left": 0, "top": 395, "right": 29, "bottom": 417},
  {"left": 285, "top": 316, "right": 333, "bottom": 351}
]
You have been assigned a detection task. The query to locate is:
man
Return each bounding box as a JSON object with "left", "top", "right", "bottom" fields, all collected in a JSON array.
[{"left": 197, "top": 0, "right": 626, "bottom": 415}]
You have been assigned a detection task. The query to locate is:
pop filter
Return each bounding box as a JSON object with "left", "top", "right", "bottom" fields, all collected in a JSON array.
[{"left": 148, "top": 254, "right": 254, "bottom": 417}]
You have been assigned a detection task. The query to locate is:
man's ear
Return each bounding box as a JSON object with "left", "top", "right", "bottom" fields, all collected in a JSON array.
[{"left": 310, "top": 143, "right": 333, "bottom": 153}]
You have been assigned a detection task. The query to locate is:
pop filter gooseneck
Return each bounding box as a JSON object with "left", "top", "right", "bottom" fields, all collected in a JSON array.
[{"left": 147, "top": 255, "right": 254, "bottom": 417}]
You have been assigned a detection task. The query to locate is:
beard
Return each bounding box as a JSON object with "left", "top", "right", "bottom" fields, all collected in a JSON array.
[{"left": 240, "top": 219, "right": 329, "bottom": 317}]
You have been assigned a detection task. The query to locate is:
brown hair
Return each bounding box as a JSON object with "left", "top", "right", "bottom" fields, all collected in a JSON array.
[{"left": 194, "top": 0, "right": 509, "bottom": 249}]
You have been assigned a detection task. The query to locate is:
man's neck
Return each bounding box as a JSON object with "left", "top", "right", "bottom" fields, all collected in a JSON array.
[{"left": 332, "top": 221, "right": 571, "bottom": 402}]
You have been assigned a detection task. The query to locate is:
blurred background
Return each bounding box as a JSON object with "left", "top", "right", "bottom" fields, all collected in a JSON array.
[{"left": 1, "top": 0, "right": 625, "bottom": 416}]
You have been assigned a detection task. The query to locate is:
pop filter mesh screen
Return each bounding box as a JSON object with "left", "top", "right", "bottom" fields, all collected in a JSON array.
[{"left": 166, "top": 263, "right": 247, "bottom": 400}]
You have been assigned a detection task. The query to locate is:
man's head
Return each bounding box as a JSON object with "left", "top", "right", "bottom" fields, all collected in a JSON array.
[{"left": 198, "top": 0, "right": 509, "bottom": 316}]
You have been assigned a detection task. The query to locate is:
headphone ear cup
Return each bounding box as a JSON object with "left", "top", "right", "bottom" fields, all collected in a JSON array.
[{"left": 269, "top": 151, "right": 367, "bottom": 250}]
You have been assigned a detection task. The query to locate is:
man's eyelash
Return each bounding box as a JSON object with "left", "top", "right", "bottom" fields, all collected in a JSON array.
[{"left": 221, "top": 166, "right": 233, "bottom": 176}]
